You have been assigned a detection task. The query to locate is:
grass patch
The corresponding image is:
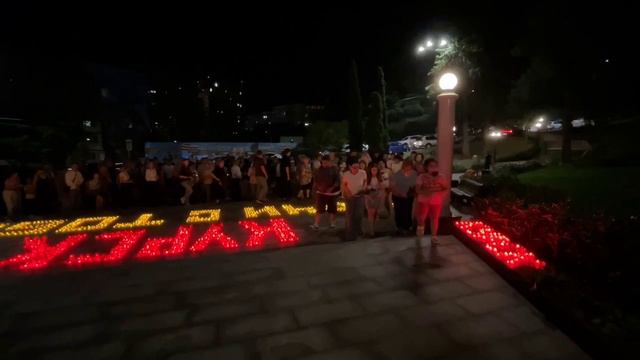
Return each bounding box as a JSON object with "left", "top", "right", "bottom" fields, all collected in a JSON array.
[{"left": 518, "top": 165, "right": 640, "bottom": 217}]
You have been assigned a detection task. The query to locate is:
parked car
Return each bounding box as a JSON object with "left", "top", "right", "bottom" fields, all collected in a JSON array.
[
  {"left": 547, "top": 119, "right": 563, "bottom": 131},
  {"left": 341, "top": 143, "right": 369, "bottom": 153},
  {"left": 388, "top": 141, "right": 410, "bottom": 154},
  {"left": 397, "top": 135, "right": 424, "bottom": 149},
  {"left": 421, "top": 134, "right": 437, "bottom": 148}
]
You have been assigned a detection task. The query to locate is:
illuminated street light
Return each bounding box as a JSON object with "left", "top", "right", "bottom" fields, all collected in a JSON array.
[
  {"left": 438, "top": 72, "right": 458, "bottom": 91},
  {"left": 426, "top": 40, "right": 434, "bottom": 48},
  {"left": 440, "top": 39, "right": 448, "bottom": 46},
  {"left": 417, "top": 45, "right": 426, "bottom": 54}
]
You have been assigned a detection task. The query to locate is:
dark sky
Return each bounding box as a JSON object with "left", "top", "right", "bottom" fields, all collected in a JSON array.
[{"left": 2, "top": 1, "right": 636, "bottom": 114}]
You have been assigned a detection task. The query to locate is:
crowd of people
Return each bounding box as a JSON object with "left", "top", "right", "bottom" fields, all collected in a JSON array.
[{"left": 2, "top": 149, "right": 448, "bottom": 243}]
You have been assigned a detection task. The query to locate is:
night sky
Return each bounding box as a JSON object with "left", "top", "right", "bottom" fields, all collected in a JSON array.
[{"left": 2, "top": 2, "right": 637, "bottom": 114}]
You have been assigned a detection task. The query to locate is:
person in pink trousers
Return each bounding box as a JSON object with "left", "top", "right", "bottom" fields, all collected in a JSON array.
[{"left": 415, "top": 159, "right": 449, "bottom": 246}]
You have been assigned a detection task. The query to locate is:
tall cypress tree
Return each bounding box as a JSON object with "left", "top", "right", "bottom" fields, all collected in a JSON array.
[
  {"left": 377, "top": 66, "right": 389, "bottom": 151},
  {"left": 365, "top": 91, "right": 385, "bottom": 154},
  {"left": 347, "top": 59, "right": 363, "bottom": 152}
]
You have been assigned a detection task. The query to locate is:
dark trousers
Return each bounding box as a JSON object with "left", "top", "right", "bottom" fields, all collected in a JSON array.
[
  {"left": 392, "top": 195, "right": 414, "bottom": 231},
  {"left": 345, "top": 196, "right": 365, "bottom": 241}
]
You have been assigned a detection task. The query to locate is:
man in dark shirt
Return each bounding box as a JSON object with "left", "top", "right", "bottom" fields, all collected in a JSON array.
[
  {"left": 253, "top": 150, "right": 268, "bottom": 204},
  {"left": 311, "top": 155, "right": 340, "bottom": 229}
]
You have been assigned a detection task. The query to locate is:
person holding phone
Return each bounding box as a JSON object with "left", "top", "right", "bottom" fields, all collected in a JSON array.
[
  {"left": 415, "top": 159, "right": 448, "bottom": 246},
  {"left": 341, "top": 158, "right": 367, "bottom": 241}
]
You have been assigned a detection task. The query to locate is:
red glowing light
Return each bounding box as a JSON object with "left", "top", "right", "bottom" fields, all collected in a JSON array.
[
  {"left": 189, "top": 224, "right": 239, "bottom": 253},
  {"left": 64, "top": 230, "right": 147, "bottom": 267},
  {"left": 0, "top": 234, "right": 87, "bottom": 271},
  {"left": 239, "top": 219, "right": 299, "bottom": 248},
  {"left": 501, "top": 129, "right": 513, "bottom": 135},
  {"left": 135, "top": 226, "right": 193, "bottom": 259},
  {"left": 455, "top": 220, "right": 545, "bottom": 270}
]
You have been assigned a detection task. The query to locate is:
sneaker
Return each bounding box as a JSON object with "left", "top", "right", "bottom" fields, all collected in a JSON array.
[{"left": 310, "top": 224, "right": 320, "bottom": 230}]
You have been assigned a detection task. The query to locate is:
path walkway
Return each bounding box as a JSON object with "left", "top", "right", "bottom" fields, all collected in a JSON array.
[{"left": 1, "top": 232, "right": 589, "bottom": 359}]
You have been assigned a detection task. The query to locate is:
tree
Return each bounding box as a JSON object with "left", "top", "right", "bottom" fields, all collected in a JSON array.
[
  {"left": 365, "top": 92, "right": 385, "bottom": 154},
  {"left": 347, "top": 59, "right": 363, "bottom": 152},
  {"left": 377, "top": 66, "right": 390, "bottom": 150},
  {"left": 508, "top": 12, "right": 593, "bottom": 164},
  {"left": 303, "top": 121, "right": 348, "bottom": 151}
]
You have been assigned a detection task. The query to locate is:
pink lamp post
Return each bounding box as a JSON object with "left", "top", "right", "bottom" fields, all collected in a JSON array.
[{"left": 436, "top": 72, "right": 459, "bottom": 216}]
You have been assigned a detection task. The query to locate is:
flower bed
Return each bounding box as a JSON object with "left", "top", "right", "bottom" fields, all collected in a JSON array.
[{"left": 457, "top": 196, "right": 640, "bottom": 358}]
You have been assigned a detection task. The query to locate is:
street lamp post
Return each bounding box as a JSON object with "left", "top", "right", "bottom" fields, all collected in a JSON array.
[{"left": 436, "top": 73, "right": 459, "bottom": 217}]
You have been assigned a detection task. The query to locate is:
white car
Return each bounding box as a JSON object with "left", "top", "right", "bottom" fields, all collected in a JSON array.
[
  {"left": 398, "top": 135, "right": 424, "bottom": 149},
  {"left": 547, "top": 120, "right": 563, "bottom": 131},
  {"left": 421, "top": 134, "right": 437, "bottom": 148},
  {"left": 341, "top": 144, "right": 369, "bottom": 153}
]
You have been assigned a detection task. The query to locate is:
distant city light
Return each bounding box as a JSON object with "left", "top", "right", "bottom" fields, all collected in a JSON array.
[
  {"left": 426, "top": 40, "right": 434, "bottom": 48},
  {"left": 262, "top": 115, "right": 268, "bottom": 119},
  {"left": 148, "top": 90, "right": 157, "bottom": 94},
  {"left": 605, "top": 59, "right": 610, "bottom": 63},
  {"left": 440, "top": 39, "right": 448, "bottom": 46},
  {"left": 214, "top": 82, "right": 219, "bottom": 88},
  {"left": 452, "top": 126, "right": 457, "bottom": 132},
  {"left": 173, "top": 140, "right": 178, "bottom": 143},
  {"left": 239, "top": 91, "right": 243, "bottom": 95},
  {"left": 86, "top": 137, "right": 91, "bottom": 141},
  {"left": 537, "top": 117, "right": 545, "bottom": 122},
  {"left": 417, "top": 46, "right": 426, "bottom": 54},
  {"left": 209, "top": 87, "right": 213, "bottom": 92},
  {"left": 304, "top": 122, "right": 310, "bottom": 127}
]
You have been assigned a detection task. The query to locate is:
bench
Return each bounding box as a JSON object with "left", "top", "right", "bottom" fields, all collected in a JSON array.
[{"left": 451, "top": 177, "right": 484, "bottom": 205}]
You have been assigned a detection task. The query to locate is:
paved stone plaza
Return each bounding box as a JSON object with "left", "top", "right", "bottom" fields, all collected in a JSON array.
[{"left": 0, "top": 220, "right": 589, "bottom": 359}]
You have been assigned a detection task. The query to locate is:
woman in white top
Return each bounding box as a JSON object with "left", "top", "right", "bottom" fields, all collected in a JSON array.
[
  {"left": 230, "top": 159, "right": 242, "bottom": 200},
  {"left": 364, "top": 163, "right": 386, "bottom": 237},
  {"left": 144, "top": 161, "right": 160, "bottom": 206}
]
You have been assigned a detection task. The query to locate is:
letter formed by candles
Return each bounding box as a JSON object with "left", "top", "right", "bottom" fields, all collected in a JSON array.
[
  {"left": 239, "top": 218, "right": 299, "bottom": 248},
  {"left": 0, "top": 234, "right": 87, "bottom": 271},
  {"left": 113, "top": 214, "right": 165, "bottom": 229},
  {"left": 0, "top": 220, "right": 66, "bottom": 237},
  {"left": 135, "top": 226, "right": 193, "bottom": 259},
  {"left": 243, "top": 206, "right": 281, "bottom": 219},
  {"left": 64, "top": 230, "right": 147, "bottom": 267},
  {"left": 56, "top": 216, "right": 120, "bottom": 233},
  {"left": 185, "top": 209, "right": 221, "bottom": 223},
  {"left": 281, "top": 204, "right": 316, "bottom": 216},
  {"left": 190, "top": 224, "right": 239, "bottom": 252}
]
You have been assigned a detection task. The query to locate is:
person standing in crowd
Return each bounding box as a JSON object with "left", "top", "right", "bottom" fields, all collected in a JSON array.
[
  {"left": 311, "top": 155, "right": 340, "bottom": 230},
  {"left": 230, "top": 159, "right": 242, "bottom": 200},
  {"left": 144, "top": 160, "right": 160, "bottom": 206},
  {"left": 65, "top": 163, "right": 84, "bottom": 211},
  {"left": 23, "top": 176, "right": 36, "bottom": 215},
  {"left": 297, "top": 156, "right": 313, "bottom": 200},
  {"left": 34, "top": 165, "right": 57, "bottom": 214},
  {"left": 390, "top": 154, "right": 403, "bottom": 174},
  {"left": 414, "top": 153, "right": 425, "bottom": 172},
  {"left": 390, "top": 159, "right": 417, "bottom": 235},
  {"left": 415, "top": 159, "right": 449, "bottom": 246},
  {"left": 279, "top": 148, "right": 292, "bottom": 199},
  {"left": 213, "top": 159, "right": 228, "bottom": 203},
  {"left": 3, "top": 171, "right": 22, "bottom": 219},
  {"left": 97, "top": 165, "right": 113, "bottom": 209},
  {"left": 198, "top": 159, "right": 215, "bottom": 203},
  {"left": 358, "top": 160, "right": 367, "bottom": 171},
  {"left": 378, "top": 160, "right": 392, "bottom": 214},
  {"left": 253, "top": 151, "right": 268, "bottom": 204},
  {"left": 177, "top": 158, "right": 194, "bottom": 205},
  {"left": 341, "top": 158, "right": 367, "bottom": 241},
  {"left": 364, "top": 163, "right": 385, "bottom": 237},
  {"left": 86, "top": 172, "right": 102, "bottom": 210},
  {"left": 117, "top": 163, "right": 134, "bottom": 208},
  {"left": 312, "top": 154, "right": 322, "bottom": 171}
]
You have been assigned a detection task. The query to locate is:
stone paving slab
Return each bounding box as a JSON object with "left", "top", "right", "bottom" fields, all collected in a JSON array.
[{"left": 0, "top": 232, "right": 590, "bottom": 359}]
